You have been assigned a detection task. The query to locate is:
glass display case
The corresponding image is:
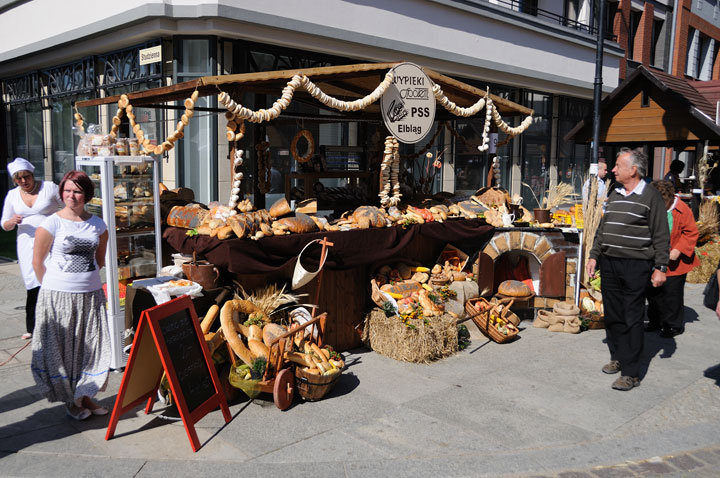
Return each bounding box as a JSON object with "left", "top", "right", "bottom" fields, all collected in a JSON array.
[{"left": 75, "top": 155, "right": 162, "bottom": 369}]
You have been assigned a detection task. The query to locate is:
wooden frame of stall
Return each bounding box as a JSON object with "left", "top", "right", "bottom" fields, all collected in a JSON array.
[{"left": 76, "top": 62, "right": 534, "bottom": 351}]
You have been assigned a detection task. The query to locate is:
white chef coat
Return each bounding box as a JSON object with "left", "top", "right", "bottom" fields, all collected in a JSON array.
[{"left": 1, "top": 181, "right": 62, "bottom": 289}]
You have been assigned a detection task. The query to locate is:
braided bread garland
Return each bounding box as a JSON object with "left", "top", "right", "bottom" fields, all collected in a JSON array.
[
  {"left": 379, "top": 136, "right": 401, "bottom": 208},
  {"left": 217, "top": 72, "right": 394, "bottom": 124},
  {"left": 76, "top": 91, "right": 200, "bottom": 156},
  {"left": 433, "top": 84, "right": 534, "bottom": 136},
  {"left": 227, "top": 120, "right": 253, "bottom": 213},
  {"left": 432, "top": 84, "right": 486, "bottom": 117},
  {"left": 477, "top": 93, "right": 493, "bottom": 152}
]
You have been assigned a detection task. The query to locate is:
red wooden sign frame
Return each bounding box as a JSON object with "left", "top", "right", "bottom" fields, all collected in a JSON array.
[{"left": 105, "top": 295, "right": 231, "bottom": 452}]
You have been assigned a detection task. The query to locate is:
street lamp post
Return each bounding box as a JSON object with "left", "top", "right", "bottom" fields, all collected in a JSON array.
[{"left": 591, "top": 0, "right": 606, "bottom": 169}]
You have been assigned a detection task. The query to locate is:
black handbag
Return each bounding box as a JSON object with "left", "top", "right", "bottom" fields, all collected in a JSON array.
[{"left": 703, "top": 267, "right": 719, "bottom": 310}]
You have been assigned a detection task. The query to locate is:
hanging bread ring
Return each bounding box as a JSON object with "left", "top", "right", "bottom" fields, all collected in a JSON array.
[{"left": 290, "top": 129, "right": 315, "bottom": 163}]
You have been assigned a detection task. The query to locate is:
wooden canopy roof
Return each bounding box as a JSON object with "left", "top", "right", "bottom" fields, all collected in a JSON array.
[
  {"left": 565, "top": 65, "right": 720, "bottom": 147},
  {"left": 75, "top": 62, "right": 533, "bottom": 119}
]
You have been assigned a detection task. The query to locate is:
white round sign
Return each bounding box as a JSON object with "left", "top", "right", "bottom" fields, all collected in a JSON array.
[{"left": 381, "top": 63, "right": 436, "bottom": 144}]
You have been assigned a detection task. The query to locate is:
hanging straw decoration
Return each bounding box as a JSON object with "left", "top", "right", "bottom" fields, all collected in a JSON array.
[{"left": 379, "top": 136, "right": 401, "bottom": 207}]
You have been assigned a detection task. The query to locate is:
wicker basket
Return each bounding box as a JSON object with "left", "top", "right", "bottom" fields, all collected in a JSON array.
[
  {"left": 465, "top": 297, "right": 519, "bottom": 344},
  {"left": 294, "top": 366, "right": 343, "bottom": 401},
  {"left": 488, "top": 297, "right": 521, "bottom": 327}
]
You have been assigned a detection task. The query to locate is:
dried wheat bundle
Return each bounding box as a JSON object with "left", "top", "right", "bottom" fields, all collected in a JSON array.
[
  {"left": 545, "top": 182, "right": 574, "bottom": 209},
  {"left": 697, "top": 199, "right": 719, "bottom": 240},
  {"left": 582, "top": 176, "right": 605, "bottom": 284},
  {"left": 234, "top": 283, "right": 303, "bottom": 318}
]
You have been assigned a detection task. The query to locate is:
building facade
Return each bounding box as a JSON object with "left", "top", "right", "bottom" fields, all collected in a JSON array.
[{"left": 0, "top": 0, "right": 623, "bottom": 208}]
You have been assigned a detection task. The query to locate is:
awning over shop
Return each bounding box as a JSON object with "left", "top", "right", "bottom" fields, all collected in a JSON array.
[
  {"left": 75, "top": 62, "right": 533, "bottom": 119},
  {"left": 565, "top": 65, "right": 720, "bottom": 147}
]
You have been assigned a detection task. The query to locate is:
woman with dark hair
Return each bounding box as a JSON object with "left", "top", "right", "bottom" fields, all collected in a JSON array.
[
  {"left": 31, "top": 170, "right": 111, "bottom": 421},
  {"left": 646, "top": 179, "right": 699, "bottom": 337},
  {"left": 1, "top": 158, "right": 62, "bottom": 339}
]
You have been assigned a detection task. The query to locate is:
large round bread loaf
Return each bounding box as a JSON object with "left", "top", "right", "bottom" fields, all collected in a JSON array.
[
  {"left": 498, "top": 280, "right": 532, "bottom": 297},
  {"left": 276, "top": 212, "right": 319, "bottom": 234}
]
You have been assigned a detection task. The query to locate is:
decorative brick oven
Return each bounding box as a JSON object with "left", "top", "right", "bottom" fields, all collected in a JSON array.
[{"left": 474, "top": 228, "right": 581, "bottom": 309}]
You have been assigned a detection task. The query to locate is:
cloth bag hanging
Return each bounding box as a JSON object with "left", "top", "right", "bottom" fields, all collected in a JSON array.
[{"left": 292, "top": 239, "right": 327, "bottom": 290}]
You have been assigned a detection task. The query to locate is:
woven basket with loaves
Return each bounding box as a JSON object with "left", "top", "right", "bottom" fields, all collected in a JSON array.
[{"left": 465, "top": 297, "right": 519, "bottom": 344}]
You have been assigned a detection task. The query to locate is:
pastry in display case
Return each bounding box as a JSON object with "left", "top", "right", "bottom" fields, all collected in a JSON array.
[{"left": 75, "top": 155, "right": 162, "bottom": 369}]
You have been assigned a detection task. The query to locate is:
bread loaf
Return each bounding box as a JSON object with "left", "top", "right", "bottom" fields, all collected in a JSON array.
[
  {"left": 352, "top": 206, "right": 386, "bottom": 228},
  {"left": 498, "top": 280, "right": 532, "bottom": 297},
  {"left": 276, "top": 212, "right": 319, "bottom": 234},
  {"left": 167, "top": 205, "right": 209, "bottom": 229},
  {"left": 269, "top": 198, "right": 291, "bottom": 218},
  {"left": 248, "top": 339, "right": 269, "bottom": 360},
  {"left": 295, "top": 199, "right": 317, "bottom": 214},
  {"left": 262, "top": 323, "right": 287, "bottom": 347}
]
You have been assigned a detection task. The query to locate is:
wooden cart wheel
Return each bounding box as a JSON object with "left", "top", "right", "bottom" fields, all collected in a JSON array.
[{"left": 273, "top": 368, "right": 295, "bottom": 410}]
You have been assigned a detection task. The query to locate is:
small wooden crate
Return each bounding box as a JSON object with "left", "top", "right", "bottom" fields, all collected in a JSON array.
[{"left": 465, "top": 297, "right": 519, "bottom": 344}]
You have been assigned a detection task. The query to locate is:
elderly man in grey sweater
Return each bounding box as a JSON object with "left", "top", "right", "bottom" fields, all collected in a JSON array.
[{"left": 585, "top": 148, "right": 670, "bottom": 391}]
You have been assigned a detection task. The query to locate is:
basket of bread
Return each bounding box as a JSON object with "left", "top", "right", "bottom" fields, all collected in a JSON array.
[
  {"left": 292, "top": 343, "right": 345, "bottom": 401},
  {"left": 465, "top": 297, "right": 519, "bottom": 343}
]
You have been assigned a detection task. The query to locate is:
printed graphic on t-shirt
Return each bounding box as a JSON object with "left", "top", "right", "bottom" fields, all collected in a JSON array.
[{"left": 58, "top": 235, "right": 97, "bottom": 273}]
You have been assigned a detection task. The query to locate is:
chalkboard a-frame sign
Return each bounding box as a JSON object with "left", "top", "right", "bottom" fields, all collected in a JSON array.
[{"left": 105, "top": 295, "right": 231, "bottom": 452}]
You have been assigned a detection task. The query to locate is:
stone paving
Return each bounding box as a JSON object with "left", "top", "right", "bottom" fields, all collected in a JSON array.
[{"left": 0, "top": 259, "right": 719, "bottom": 477}]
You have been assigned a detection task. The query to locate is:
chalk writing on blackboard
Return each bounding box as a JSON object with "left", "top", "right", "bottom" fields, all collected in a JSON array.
[{"left": 158, "top": 309, "right": 214, "bottom": 412}]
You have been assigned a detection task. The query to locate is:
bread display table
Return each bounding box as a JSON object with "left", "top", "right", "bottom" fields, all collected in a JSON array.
[{"left": 163, "top": 219, "right": 493, "bottom": 351}]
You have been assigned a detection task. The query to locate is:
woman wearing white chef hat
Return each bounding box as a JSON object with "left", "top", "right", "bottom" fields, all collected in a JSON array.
[{"left": 1, "top": 158, "right": 62, "bottom": 339}]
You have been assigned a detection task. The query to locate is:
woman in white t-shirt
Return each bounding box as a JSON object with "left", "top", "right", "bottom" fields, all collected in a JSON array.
[
  {"left": 31, "top": 170, "right": 111, "bottom": 421},
  {"left": 1, "top": 157, "right": 62, "bottom": 339}
]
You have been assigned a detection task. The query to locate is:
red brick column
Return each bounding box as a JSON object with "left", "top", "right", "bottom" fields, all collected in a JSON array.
[
  {"left": 616, "top": 0, "right": 631, "bottom": 80},
  {"left": 671, "top": 0, "right": 692, "bottom": 76},
  {"left": 634, "top": 3, "right": 654, "bottom": 66}
]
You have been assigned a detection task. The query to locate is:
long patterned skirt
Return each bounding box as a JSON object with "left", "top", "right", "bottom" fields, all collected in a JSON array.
[{"left": 31, "top": 288, "right": 111, "bottom": 403}]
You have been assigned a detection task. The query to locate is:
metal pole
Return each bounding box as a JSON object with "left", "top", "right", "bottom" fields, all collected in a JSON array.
[{"left": 591, "top": 0, "right": 606, "bottom": 165}]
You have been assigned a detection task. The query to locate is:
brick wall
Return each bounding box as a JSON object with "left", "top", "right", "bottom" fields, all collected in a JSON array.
[
  {"left": 634, "top": 3, "right": 655, "bottom": 66},
  {"left": 616, "top": 0, "right": 631, "bottom": 80}
]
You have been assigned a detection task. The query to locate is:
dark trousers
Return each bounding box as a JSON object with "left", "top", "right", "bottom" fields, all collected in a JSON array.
[
  {"left": 25, "top": 286, "right": 40, "bottom": 334},
  {"left": 647, "top": 274, "right": 686, "bottom": 330},
  {"left": 600, "top": 256, "right": 653, "bottom": 378}
]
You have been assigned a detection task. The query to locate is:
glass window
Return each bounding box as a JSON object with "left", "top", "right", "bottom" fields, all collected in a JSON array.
[
  {"left": 176, "top": 37, "right": 217, "bottom": 203},
  {"left": 10, "top": 102, "right": 44, "bottom": 177},
  {"left": 628, "top": 9, "right": 642, "bottom": 60},
  {"left": 178, "top": 39, "right": 211, "bottom": 75},
  {"left": 651, "top": 18, "right": 666, "bottom": 68},
  {"left": 520, "top": 91, "right": 552, "bottom": 209},
  {"left": 179, "top": 95, "right": 216, "bottom": 203},
  {"left": 556, "top": 96, "right": 592, "bottom": 200}
]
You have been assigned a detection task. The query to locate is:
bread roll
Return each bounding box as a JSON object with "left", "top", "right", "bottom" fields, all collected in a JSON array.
[
  {"left": 248, "top": 339, "right": 269, "bottom": 360},
  {"left": 269, "top": 198, "right": 292, "bottom": 218}
]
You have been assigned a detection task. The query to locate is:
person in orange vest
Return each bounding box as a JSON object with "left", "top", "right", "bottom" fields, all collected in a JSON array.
[{"left": 646, "top": 180, "right": 699, "bottom": 337}]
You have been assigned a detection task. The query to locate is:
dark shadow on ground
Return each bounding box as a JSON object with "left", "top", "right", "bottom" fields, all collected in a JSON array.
[
  {"left": 0, "top": 385, "right": 43, "bottom": 416},
  {"left": 704, "top": 364, "right": 720, "bottom": 387}
]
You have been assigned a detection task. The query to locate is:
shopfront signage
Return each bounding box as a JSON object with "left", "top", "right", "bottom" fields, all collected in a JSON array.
[
  {"left": 105, "top": 295, "right": 231, "bottom": 452},
  {"left": 139, "top": 45, "right": 162, "bottom": 65},
  {"left": 381, "top": 62, "right": 436, "bottom": 144}
]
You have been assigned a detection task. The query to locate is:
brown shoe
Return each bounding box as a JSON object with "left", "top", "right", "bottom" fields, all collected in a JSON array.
[
  {"left": 602, "top": 360, "right": 620, "bottom": 374},
  {"left": 612, "top": 376, "right": 640, "bottom": 391}
]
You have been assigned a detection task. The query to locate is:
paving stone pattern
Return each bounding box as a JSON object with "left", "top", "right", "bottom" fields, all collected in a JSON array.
[{"left": 0, "top": 260, "right": 719, "bottom": 477}]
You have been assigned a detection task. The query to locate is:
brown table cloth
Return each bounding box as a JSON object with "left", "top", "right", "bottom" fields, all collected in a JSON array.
[{"left": 163, "top": 218, "right": 494, "bottom": 275}]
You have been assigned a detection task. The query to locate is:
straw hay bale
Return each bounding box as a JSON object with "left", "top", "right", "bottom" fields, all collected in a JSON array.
[
  {"left": 362, "top": 308, "right": 458, "bottom": 363},
  {"left": 688, "top": 236, "right": 720, "bottom": 284}
]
